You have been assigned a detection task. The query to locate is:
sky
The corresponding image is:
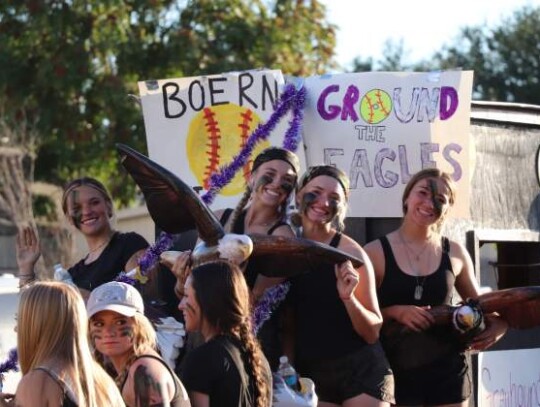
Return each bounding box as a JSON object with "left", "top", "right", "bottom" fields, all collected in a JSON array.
[{"left": 323, "top": 0, "right": 540, "bottom": 70}]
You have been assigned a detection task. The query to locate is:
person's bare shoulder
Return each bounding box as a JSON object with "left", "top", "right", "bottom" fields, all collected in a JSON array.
[{"left": 16, "top": 370, "right": 63, "bottom": 406}]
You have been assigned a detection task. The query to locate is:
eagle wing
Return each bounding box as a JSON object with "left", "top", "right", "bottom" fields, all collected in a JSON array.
[
  {"left": 477, "top": 286, "right": 540, "bottom": 329},
  {"left": 117, "top": 143, "right": 224, "bottom": 246},
  {"left": 248, "top": 234, "right": 364, "bottom": 278}
]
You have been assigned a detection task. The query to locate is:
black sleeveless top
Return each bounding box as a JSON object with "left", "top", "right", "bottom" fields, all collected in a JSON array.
[
  {"left": 33, "top": 367, "right": 78, "bottom": 407},
  {"left": 377, "top": 236, "right": 456, "bottom": 308},
  {"left": 220, "top": 209, "right": 287, "bottom": 289},
  {"left": 290, "top": 232, "right": 368, "bottom": 363},
  {"left": 121, "top": 354, "right": 191, "bottom": 407},
  {"left": 69, "top": 231, "right": 148, "bottom": 291}
]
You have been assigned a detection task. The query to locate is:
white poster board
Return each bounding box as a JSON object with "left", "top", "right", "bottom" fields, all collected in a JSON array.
[
  {"left": 301, "top": 71, "right": 473, "bottom": 217},
  {"left": 139, "top": 69, "right": 306, "bottom": 210},
  {"left": 477, "top": 348, "right": 540, "bottom": 407}
]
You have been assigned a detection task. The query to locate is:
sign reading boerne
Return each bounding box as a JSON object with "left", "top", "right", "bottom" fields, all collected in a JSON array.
[
  {"left": 138, "top": 69, "right": 303, "bottom": 210},
  {"left": 301, "top": 71, "right": 473, "bottom": 217}
]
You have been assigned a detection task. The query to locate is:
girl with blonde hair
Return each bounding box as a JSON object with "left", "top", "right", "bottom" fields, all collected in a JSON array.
[
  {"left": 87, "top": 281, "right": 190, "bottom": 407},
  {"left": 0, "top": 281, "right": 124, "bottom": 407}
]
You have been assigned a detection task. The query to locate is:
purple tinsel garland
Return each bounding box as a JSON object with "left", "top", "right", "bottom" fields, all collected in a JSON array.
[
  {"left": 125, "top": 83, "right": 306, "bottom": 278},
  {"left": 0, "top": 348, "right": 19, "bottom": 379},
  {"left": 114, "top": 231, "right": 174, "bottom": 285},
  {"left": 202, "top": 83, "right": 305, "bottom": 205},
  {"left": 252, "top": 282, "right": 291, "bottom": 335}
]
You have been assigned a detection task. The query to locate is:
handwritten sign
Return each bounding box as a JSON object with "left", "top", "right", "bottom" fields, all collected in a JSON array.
[
  {"left": 478, "top": 348, "right": 540, "bottom": 407},
  {"left": 300, "top": 71, "right": 473, "bottom": 217},
  {"left": 139, "top": 69, "right": 306, "bottom": 209}
]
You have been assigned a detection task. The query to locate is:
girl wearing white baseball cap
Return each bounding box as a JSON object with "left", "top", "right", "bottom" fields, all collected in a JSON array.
[{"left": 87, "top": 281, "right": 190, "bottom": 407}]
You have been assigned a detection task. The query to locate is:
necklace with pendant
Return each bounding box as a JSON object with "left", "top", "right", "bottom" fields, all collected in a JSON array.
[{"left": 398, "top": 230, "right": 430, "bottom": 301}]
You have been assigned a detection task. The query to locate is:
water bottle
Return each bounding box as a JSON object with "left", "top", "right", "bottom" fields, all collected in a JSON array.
[
  {"left": 53, "top": 263, "right": 74, "bottom": 285},
  {"left": 277, "top": 355, "right": 299, "bottom": 391}
]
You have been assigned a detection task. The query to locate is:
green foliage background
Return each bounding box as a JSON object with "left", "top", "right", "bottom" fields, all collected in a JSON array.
[
  {"left": 1, "top": 1, "right": 539, "bottom": 208},
  {"left": 0, "top": 0, "right": 336, "bottom": 206}
]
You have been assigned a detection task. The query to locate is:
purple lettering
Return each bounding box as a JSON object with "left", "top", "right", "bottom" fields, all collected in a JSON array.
[
  {"left": 442, "top": 143, "right": 463, "bottom": 181},
  {"left": 341, "top": 85, "right": 360, "bottom": 122},
  {"left": 374, "top": 148, "right": 398, "bottom": 188},
  {"left": 440, "top": 86, "right": 458, "bottom": 120},
  {"left": 317, "top": 85, "right": 341, "bottom": 120}
]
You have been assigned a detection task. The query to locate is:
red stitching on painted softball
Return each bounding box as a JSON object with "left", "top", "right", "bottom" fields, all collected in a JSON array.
[
  {"left": 375, "top": 90, "right": 390, "bottom": 116},
  {"left": 239, "top": 109, "right": 253, "bottom": 181},
  {"left": 203, "top": 107, "right": 221, "bottom": 189}
]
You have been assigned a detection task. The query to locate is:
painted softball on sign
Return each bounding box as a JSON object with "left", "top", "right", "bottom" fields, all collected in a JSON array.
[
  {"left": 186, "top": 104, "right": 270, "bottom": 196},
  {"left": 360, "top": 89, "right": 393, "bottom": 124}
]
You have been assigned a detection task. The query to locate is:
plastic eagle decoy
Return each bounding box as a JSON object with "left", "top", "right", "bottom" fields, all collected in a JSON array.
[
  {"left": 116, "top": 143, "right": 364, "bottom": 276},
  {"left": 431, "top": 285, "right": 540, "bottom": 333}
]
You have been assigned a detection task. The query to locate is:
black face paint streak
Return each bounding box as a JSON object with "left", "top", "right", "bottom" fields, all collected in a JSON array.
[
  {"left": 133, "top": 364, "right": 162, "bottom": 407},
  {"left": 280, "top": 181, "right": 294, "bottom": 195},
  {"left": 119, "top": 327, "right": 134, "bottom": 338},
  {"left": 70, "top": 189, "right": 82, "bottom": 229},
  {"left": 90, "top": 331, "right": 103, "bottom": 341},
  {"left": 428, "top": 179, "right": 442, "bottom": 218},
  {"left": 328, "top": 199, "right": 340, "bottom": 220},
  {"left": 255, "top": 174, "right": 273, "bottom": 192},
  {"left": 300, "top": 192, "right": 317, "bottom": 215}
]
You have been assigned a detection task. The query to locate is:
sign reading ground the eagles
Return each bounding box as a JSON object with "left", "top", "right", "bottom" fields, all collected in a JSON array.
[
  {"left": 138, "top": 69, "right": 305, "bottom": 210},
  {"left": 300, "top": 71, "right": 473, "bottom": 218}
]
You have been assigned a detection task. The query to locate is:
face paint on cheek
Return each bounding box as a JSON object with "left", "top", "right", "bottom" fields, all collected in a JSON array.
[
  {"left": 119, "top": 327, "right": 134, "bottom": 338},
  {"left": 280, "top": 181, "right": 294, "bottom": 195},
  {"left": 90, "top": 328, "right": 103, "bottom": 342},
  {"left": 328, "top": 199, "right": 340, "bottom": 220},
  {"left": 428, "top": 179, "right": 443, "bottom": 218},
  {"left": 300, "top": 192, "right": 317, "bottom": 215},
  {"left": 255, "top": 174, "right": 273, "bottom": 192},
  {"left": 69, "top": 190, "right": 82, "bottom": 229}
]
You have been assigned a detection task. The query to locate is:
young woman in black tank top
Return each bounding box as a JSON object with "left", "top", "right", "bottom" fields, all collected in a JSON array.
[
  {"left": 365, "top": 168, "right": 508, "bottom": 406},
  {"left": 168, "top": 147, "right": 300, "bottom": 302},
  {"left": 287, "top": 165, "right": 394, "bottom": 407},
  {"left": 167, "top": 148, "right": 300, "bottom": 371}
]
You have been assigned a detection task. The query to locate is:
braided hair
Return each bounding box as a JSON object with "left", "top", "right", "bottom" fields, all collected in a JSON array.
[{"left": 190, "top": 261, "right": 270, "bottom": 407}]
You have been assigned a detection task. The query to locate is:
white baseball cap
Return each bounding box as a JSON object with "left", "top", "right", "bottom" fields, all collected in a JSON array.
[{"left": 87, "top": 281, "right": 144, "bottom": 318}]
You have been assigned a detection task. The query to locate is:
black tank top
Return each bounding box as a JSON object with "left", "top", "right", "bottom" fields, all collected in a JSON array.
[
  {"left": 121, "top": 354, "right": 191, "bottom": 407},
  {"left": 377, "top": 236, "right": 456, "bottom": 308},
  {"left": 220, "top": 208, "right": 287, "bottom": 289},
  {"left": 291, "top": 232, "right": 368, "bottom": 363}
]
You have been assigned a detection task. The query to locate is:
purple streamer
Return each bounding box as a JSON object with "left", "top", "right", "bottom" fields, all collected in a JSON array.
[
  {"left": 130, "top": 82, "right": 305, "bottom": 281},
  {"left": 252, "top": 282, "right": 291, "bottom": 335},
  {"left": 202, "top": 83, "right": 305, "bottom": 205},
  {"left": 0, "top": 348, "right": 19, "bottom": 379}
]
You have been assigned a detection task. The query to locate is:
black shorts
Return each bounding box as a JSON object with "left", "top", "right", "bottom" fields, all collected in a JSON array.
[
  {"left": 393, "top": 352, "right": 471, "bottom": 406},
  {"left": 297, "top": 342, "right": 395, "bottom": 405}
]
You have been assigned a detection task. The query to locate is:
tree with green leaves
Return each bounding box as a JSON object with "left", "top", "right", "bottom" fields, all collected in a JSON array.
[
  {"left": 433, "top": 5, "right": 540, "bottom": 104},
  {"left": 0, "top": 0, "right": 336, "bottom": 206},
  {"left": 349, "top": 5, "right": 540, "bottom": 106}
]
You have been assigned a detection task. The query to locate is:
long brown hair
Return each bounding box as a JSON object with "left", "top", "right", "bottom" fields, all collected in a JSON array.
[
  {"left": 18, "top": 282, "right": 124, "bottom": 407},
  {"left": 190, "top": 261, "right": 269, "bottom": 407}
]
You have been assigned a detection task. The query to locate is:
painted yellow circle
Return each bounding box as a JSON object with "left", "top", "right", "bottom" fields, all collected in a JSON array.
[
  {"left": 186, "top": 104, "right": 269, "bottom": 196},
  {"left": 359, "top": 89, "right": 393, "bottom": 124}
]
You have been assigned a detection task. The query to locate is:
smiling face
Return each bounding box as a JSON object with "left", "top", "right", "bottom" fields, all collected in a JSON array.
[
  {"left": 403, "top": 177, "right": 452, "bottom": 226},
  {"left": 297, "top": 175, "right": 346, "bottom": 226},
  {"left": 89, "top": 310, "right": 134, "bottom": 360},
  {"left": 178, "top": 276, "right": 202, "bottom": 333},
  {"left": 64, "top": 185, "right": 112, "bottom": 235},
  {"left": 249, "top": 159, "right": 296, "bottom": 208}
]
